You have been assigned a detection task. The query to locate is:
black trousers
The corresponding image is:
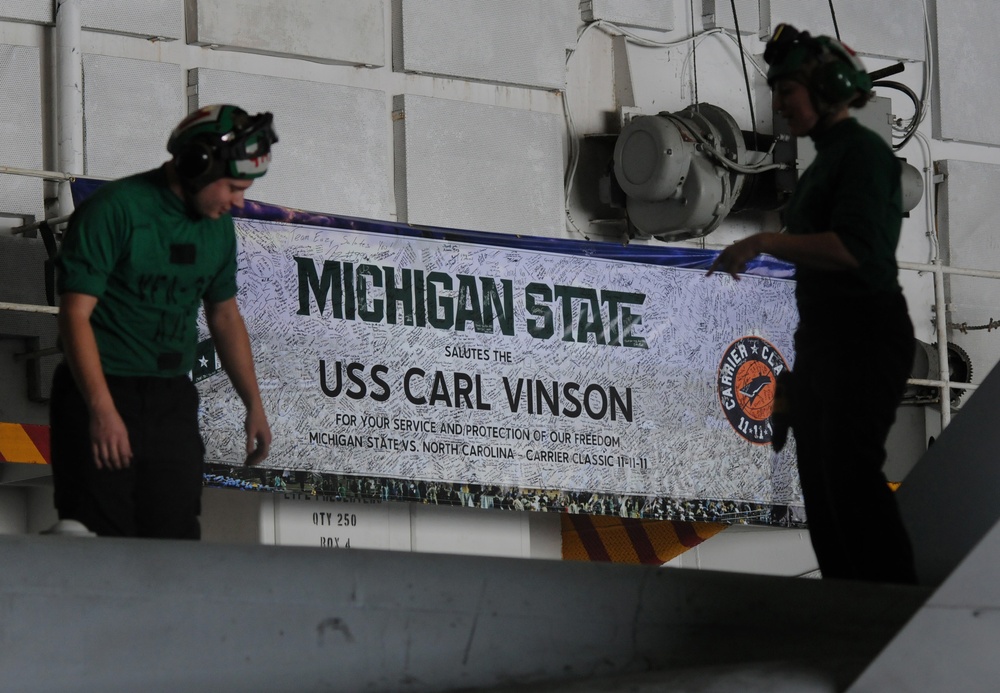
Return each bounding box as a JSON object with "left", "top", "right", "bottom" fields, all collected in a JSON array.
[
  {"left": 50, "top": 362, "right": 205, "bottom": 539},
  {"left": 791, "top": 293, "right": 917, "bottom": 584}
]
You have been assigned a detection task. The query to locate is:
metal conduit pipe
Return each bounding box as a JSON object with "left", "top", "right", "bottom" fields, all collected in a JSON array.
[
  {"left": 0, "top": 164, "right": 75, "bottom": 181},
  {"left": 55, "top": 0, "right": 84, "bottom": 219},
  {"left": 9, "top": 213, "right": 72, "bottom": 237},
  {"left": 898, "top": 260, "right": 1000, "bottom": 430},
  {"left": 933, "top": 260, "right": 953, "bottom": 426},
  {"left": 0, "top": 302, "right": 59, "bottom": 316}
]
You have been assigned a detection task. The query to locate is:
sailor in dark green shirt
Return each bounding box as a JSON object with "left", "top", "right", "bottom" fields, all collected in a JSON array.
[
  {"left": 51, "top": 105, "right": 278, "bottom": 539},
  {"left": 708, "top": 25, "right": 917, "bottom": 583},
  {"left": 56, "top": 167, "right": 239, "bottom": 377}
]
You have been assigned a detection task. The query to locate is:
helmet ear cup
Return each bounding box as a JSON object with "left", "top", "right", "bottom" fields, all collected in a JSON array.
[
  {"left": 810, "top": 37, "right": 871, "bottom": 106},
  {"left": 174, "top": 139, "right": 216, "bottom": 180},
  {"left": 811, "top": 59, "right": 861, "bottom": 104}
]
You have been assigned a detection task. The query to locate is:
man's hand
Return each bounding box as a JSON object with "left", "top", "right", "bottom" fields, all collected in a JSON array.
[
  {"left": 205, "top": 298, "right": 272, "bottom": 466},
  {"left": 89, "top": 404, "right": 133, "bottom": 470},
  {"left": 706, "top": 235, "right": 765, "bottom": 280},
  {"left": 58, "top": 292, "right": 131, "bottom": 470},
  {"left": 245, "top": 407, "right": 272, "bottom": 466}
]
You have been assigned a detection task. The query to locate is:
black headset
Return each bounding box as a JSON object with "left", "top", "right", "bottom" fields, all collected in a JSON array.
[
  {"left": 811, "top": 38, "right": 873, "bottom": 105},
  {"left": 171, "top": 110, "right": 277, "bottom": 188},
  {"left": 174, "top": 136, "right": 219, "bottom": 181},
  {"left": 765, "top": 24, "right": 872, "bottom": 107}
]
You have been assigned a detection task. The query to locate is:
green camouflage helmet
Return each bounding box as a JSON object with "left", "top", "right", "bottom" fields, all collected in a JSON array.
[{"left": 167, "top": 104, "right": 278, "bottom": 189}]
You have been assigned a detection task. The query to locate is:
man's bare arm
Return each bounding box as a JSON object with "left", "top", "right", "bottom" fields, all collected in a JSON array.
[
  {"left": 204, "top": 297, "right": 271, "bottom": 465},
  {"left": 58, "top": 292, "right": 132, "bottom": 469}
]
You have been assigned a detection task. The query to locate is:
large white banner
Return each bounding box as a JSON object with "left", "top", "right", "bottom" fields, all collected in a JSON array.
[{"left": 197, "top": 218, "right": 802, "bottom": 506}]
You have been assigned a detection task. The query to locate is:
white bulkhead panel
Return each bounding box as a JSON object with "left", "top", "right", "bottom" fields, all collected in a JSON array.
[
  {"left": 933, "top": 0, "right": 1000, "bottom": 146},
  {"left": 0, "top": 1, "right": 52, "bottom": 24},
  {"left": 187, "top": 0, "right": 385, "bottom": 66},
  {"left": 393, "top": 94, "right": 565, "bottom": 236},
  {"left": 397, "top": 0, "right": 578, "bottom": 89},
  {"left": 0, "top": 44, "right": 43, "bottom": 222},
  {"left": 82, "top": 0, "right": 184, "bottom": 39},
  {"left": 765, "top": 0, "right": 925, "bottom": 60},
  {"left": 581, "top": 0, "right": 675, "bottom": 31},
  {"left": 82, "top": 54, "right": 183, "bottom": 178}
]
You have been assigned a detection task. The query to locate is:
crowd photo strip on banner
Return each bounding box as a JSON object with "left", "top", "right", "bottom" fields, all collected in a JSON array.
[{"left": 71, "top": 179, "right": 802, "bottom": 527}]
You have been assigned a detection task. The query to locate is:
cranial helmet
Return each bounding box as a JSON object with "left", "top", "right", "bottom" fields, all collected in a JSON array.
[
  {"left": 167, "top": 104, "right": 278, "bottom": 191},
  {"left": 764, "top": 23, "right": 872, "bottom": 109}
]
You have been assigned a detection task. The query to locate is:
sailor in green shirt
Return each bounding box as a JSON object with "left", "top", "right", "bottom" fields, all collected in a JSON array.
[
  {"left": 51, "top": 104, "right": 278, "bottom": 539},
  {"left": 708, "top": 26, "right": 917, "bottom": 583}
]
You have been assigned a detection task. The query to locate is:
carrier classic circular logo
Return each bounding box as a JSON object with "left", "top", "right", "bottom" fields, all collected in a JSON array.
[{"left": 717, "top": 336, "right": 788, "bottom": 445}]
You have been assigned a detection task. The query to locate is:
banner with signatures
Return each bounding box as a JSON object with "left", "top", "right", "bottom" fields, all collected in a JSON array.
[{"left": 194, "top": 214, "right": 802, "bottom": 507}]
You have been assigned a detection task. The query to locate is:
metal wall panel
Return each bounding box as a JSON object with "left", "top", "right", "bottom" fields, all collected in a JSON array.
[
  {"left": 0, "top": 1, "right": 52, "bottom": 24},
  {"left": 187, "top": 0, "right": 385, "bottom": 67},
  {"left": 933, "top": 1, "right": 1000, "bottom": 146},
  {"left": 192, "top": 68, "right": 391, "bottom": 219},
  {"left": 581, "top": 0, "right": 675, "bottom": 31},
  {"left": 397, "top": 0, "right": 579, "bottom": 89},
  {"left": 82, "top": 54, "right": 183, "bottom": 179},
  {"left": 765, "top": 0, "right": 925, "bottom": 60},
  {"left": 393, "top": 94, "right": 564, "bottom": 236},
  {"left": 81, "top": 0, "right": 184, "bottom": 39},
  {"left": 0, "top": 44, "right": 43, "bottom": 223},
  {"left": 703, "top": 0, "right": 759, "bottom": 34},
  {"left": 939, "top": 160, "right": 1000, "bottom": 385}
]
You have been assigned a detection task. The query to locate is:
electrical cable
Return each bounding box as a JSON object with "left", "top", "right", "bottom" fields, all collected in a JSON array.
[
  {"left": 872, "top": 79, "right": 921, "bottom": 150},
  {"left": 729, "top": 0, "right": 758, "bottom": 150},
  {"left": 560, "top": 87, "right": 587, "bottom": 238},
  {"left": 827, "top": 0, "right": 841, "bottom": 41},
  {"left": 689, "top": 0, "right": 700, "bottom": 104},
  {"left": 915, "top": 0, "right": 933, "bottom": 132},
  {"left": 912, "top": 130, "right": 940, "bottom": 264},
  {"left": 888, "top": 0, "right": 932, "bottom": 152},
  {"left": 660, "top": 113, "right": 787, "bottom": 174}
]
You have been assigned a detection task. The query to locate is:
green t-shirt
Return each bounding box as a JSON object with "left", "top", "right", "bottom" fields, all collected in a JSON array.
[
  {"left": 782, "top": 117, "right": 903, "bottom": 308},
  {"left": 56, "top": 167, "right": 238, "bottom": 377}
]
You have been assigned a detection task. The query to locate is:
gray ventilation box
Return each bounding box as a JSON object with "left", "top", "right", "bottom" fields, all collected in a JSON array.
[
  {"left": 187, "top": 0, "right": 385, "bottom": 66},
  {"left": 581, "top": 0, "right": 674, "bottom": 31},
  {"left": 0, "top": 44, "right": 43, "bottom": 223},
  {"left": 794, "top": 95, "right": 892, "bottom": 171},
  {"left": 191, "top": 68, "right": 391, "bottom": 219},
  {"left": 396, "top": 0, "right": 578, "bottom": 89},
  {"left": 393, "top": 94, "right": 564, "bottom": 236},
  {"left": 764, "top": 0, "right": 925, "bottom": 60},
  {"left": 83, "top": 54, "right": 183, "bottom": 179},
  {"left": 82, "top": 0, "right": 183, "bottom": 39}
]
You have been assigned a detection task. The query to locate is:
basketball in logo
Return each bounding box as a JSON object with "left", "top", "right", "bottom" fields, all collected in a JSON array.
[{"left": 717, "top": 336, "right": 789, "bottom": 445}]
